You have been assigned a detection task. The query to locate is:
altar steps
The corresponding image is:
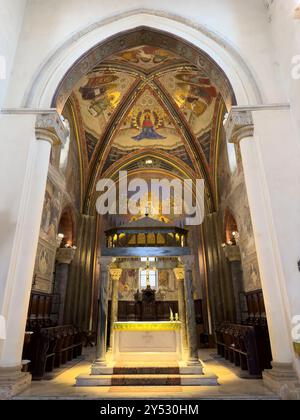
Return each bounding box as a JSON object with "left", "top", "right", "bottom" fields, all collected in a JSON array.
[
  {"left": 76, "top": 365, "right": 219, "bottom": 387},
  {"left": 113, "top": 366, "right": 180, "bottom": 375}
]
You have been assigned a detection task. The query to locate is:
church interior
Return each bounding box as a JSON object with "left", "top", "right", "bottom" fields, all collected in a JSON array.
[{"left": 1, "top": 0, "right": 300, "bottom": 401}]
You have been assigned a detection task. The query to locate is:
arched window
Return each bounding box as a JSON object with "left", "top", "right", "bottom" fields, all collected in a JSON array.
[
  {"left": 57, "top": 207, "right": 75, "bottom": 247},
  {"left": 139, "top": 269, "right": 158, "bottom": 289},
  {"left": 224, "top": 209, "right": 239, "bottom": 245}
]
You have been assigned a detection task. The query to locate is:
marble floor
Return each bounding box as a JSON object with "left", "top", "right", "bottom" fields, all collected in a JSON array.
[{"left": 15, "top": 349, "right": 278, "bottom": 400}]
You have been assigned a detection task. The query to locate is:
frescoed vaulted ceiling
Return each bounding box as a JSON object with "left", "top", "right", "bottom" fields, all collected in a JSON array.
[{"left": 60, "top": 29, "right": 234, "bottom": 213}]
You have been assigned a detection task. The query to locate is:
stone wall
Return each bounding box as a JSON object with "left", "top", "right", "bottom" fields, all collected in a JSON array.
[
  {"left": 32, "top": 108, "right": 81, "bottom": 294},
  {"left": 217, "top": 130, "right": 261, "bottom": 293}
]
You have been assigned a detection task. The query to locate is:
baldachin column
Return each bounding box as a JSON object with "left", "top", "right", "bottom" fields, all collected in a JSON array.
[
  {"left": 180, "top": 256, "right": 201, "bottom": 367},
  {"left": 93, "top": 256, "right": 114, "bottom": 369},
  {"left": 108, "top": 268, "right": 122, "bottom": 352},
  {"left": 173, "top": 267, "right": 189, "bottom": 357}
]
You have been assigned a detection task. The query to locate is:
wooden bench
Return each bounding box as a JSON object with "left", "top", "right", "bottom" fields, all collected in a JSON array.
[
  {"left": 215, "top": 322, "right": 272, "bottom": 377},
  {"left": 23, "top": 324, "right": 84, "bottom": 380}
]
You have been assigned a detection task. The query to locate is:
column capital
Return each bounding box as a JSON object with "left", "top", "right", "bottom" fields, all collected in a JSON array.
[
  {"left": 35, "top": 111, "right": 69, "bottom": 146},
  {"left": 110, "top": 268, "right": 122, "bottom": 281},
  {"left": 179, "top": 255, "right": 195, "bottom": 269},
  {"left": 56, "top": 247, "right": 76, "bottom": 264},
  {"left": 173, "top": 267, "right": 185, "bottom": 281},
  {"left": 99, "top": 256, "right": 114, "bottom": 271},
  {"left": 222, "top": 244, "right": 241, "bottom": 262},
  {"left": 224, "top": 108, "right": 254, "bottom": 144}
]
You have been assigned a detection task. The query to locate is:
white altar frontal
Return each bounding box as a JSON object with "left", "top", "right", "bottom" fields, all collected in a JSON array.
[{"left": 112, "top": 321, "right": 183, "bottom": 362}]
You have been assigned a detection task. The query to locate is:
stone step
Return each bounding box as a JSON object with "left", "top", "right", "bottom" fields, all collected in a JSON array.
[
  {"left": 113, "top": 366, "right": 180, "bottom": 375},
  {"left": 76, "top": 372, "right": 219, "bottom": 387}
]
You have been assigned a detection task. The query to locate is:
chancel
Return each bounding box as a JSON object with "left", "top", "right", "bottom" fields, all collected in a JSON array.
[
  {"left": 1, "top": 0, "right": 300, "bottom": 401},
  {"left": 76, "top": 216, "right": 217, "bottom": 386}
]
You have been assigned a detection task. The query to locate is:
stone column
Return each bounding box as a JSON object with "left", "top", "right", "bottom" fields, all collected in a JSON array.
[
  {"left": 93, "top": 256, "right": 113, "bottom": 369},
  {"left": 0, "top": 110, "right": 68, "bottom": 399},
  {"left": 108, "top": 268, "right": 122, "bottom": 352},
  {"left": 225, "top": 107, "right": 300, "bottom": 397},
  {"left": 180, "top": 256, "right": 201, "bottom": 367},
  {"left": 173, "top": 267, "right": 188, "bottom": 356},
  {"left": 54, "top": 248, "right": 76, "bottom": 325},
  {"left": 222, "top": 244, "right": 243, "bottom": 323}
]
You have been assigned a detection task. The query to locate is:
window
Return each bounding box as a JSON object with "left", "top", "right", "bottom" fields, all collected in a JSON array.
[
  {"left": 140, "top": 257, "right": 156, "bottom": 262},
  {"left": 139, "top": 269, "right": 158, "bottom": 289}
]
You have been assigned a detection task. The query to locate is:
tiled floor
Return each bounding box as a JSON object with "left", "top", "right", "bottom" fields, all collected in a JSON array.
[{"left": 15, "top": 349, "right": 278, "bottom": 400}]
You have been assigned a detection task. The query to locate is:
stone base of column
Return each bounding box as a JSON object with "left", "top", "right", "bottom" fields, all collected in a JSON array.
[
  {"left": 91, "top": 358, "right": 110, "bottom": 375},
  {"left": 263, "top": 362, "right": 300, "bottom": 400},
  {"left": 186, "top": 356, "right": 203, "bottom": 372},
  {"left": 0, "top": 366, "right": 31, "bottom": 400}
]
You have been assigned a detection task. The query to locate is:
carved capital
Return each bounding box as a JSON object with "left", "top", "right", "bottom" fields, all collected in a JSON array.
[
  {"left": 110, "top": 268, "right": 122, "bottom": 282},
  {"left": 179, "top": 255, "right": 195, "bottom": 270},
  {"left": 173, "top": 267, "right": 185, "bottom": 281},
  {"left": 35, "top": 112, "right": 69, "bottom": 146},
  {"left": 56, "top": 248, "right": 76, "bottom": 264},
  {"left": 224, "top": 109, "right": 254, "bottom": 144},
  {"left": 222, "top": 244, "right": 241, "bottom": 262},
  {"left": 99, "top": 256, "right": 114, "bottom": 271}
]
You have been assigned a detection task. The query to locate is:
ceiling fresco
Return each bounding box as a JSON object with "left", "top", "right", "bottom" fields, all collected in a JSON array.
[
  {"left": 62, "top": 31, "right": 232, "bottom": 212},
  {"left": 158, "top": 68, "right": 219, "bottom": 163},
  {"left": 73, "top": 68, "right": 138, "bottom": 160},
  {"left": 106, "top": 45, "right": 186, "bottom": 72},
  {"left": 101, "top": 88, "right": 194, "bottom": 173}
]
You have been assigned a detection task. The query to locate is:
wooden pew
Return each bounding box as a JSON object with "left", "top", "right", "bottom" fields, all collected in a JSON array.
[
  {"left": 215, "top": 321, "right": 272, "bottom": 377},
  {"left": 23, "top": 324, "right": 84, "bottom": 380}
]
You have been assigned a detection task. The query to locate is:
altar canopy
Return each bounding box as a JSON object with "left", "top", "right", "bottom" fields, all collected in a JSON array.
[{"left": 76, "top": 217, "right": 218, "bottom": 387}]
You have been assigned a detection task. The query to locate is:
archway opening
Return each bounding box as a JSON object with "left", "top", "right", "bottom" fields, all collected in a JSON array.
[{"left": 25, "top": 26, "right": 271, "bottom": 387}]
